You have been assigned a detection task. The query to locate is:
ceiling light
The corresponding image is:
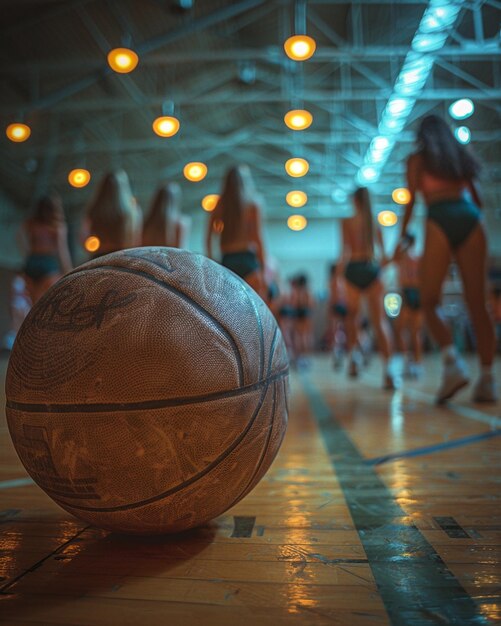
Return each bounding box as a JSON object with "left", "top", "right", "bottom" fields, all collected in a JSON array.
[
  {"left": 201, "top": 194, "right": 219, "bottom": 211},
  {"left": 285, "top": 158, "right": 309, "bottom": 177},
  {"left": 287, "top": 215, "right": 308, "bottom": 231},
  {"left": 68, "top": 168, "right": 91, "bottom": 188},
  {"left": 284, "top": 35, "right": 316, "bottom": 61},
  {"left": 358, "top": 166, "right": 378, "bottom": 183},
  {"left": 454, "top": 126, "right": 471, "bottom": 144},
  {"left": 331, "top": 188, "right": 347, "bottom": 203},
  {"left": 449, "top": 98, "right": 474, "bottom": 120},
  {"left": 84, "top": 236, "right": 101, "bottom": 253},
  {"left": 286, "top": 190, "right": 307, "bottom": 208},
  {"left": 152, "top": 116, "right": 180, "bottom": 137},
  {"left": 392, "top": 188, "right": 411, "bottom": 205},
  {"left": 378, "top": 210, "right": 398, "bottom": 226},
  {"left": 183, "top": 162, "right": 207, "bottom": 181},
  {"left": 284, "top": 109, "right": 313, "bottom": 131},
  {"left": 6, "top": 123, "right": 31, "bottom": 142},
  {"left": 107, "top": 48, "right": 139, "bottom": 73}
]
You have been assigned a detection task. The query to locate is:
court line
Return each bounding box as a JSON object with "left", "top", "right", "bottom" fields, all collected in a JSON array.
[
  {"left": 0, "top": 478, "right": 34, "bottom": 490},
  {"left": 301, "top": 373, "right": 489, "bottom": 626},
  {"left": 366, "top": 429, "right": 501, "bottom": 466}
]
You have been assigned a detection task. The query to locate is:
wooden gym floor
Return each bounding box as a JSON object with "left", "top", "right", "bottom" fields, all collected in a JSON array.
[{"left": 0, "top": 354, "right": 500, "bottom": 626}]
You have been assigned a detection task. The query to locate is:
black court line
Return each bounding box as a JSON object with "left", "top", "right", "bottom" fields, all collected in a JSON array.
[
  {"left": 366, "top": 429, "right": 501, "bottom": 466},
  {"left": 434, "top": 517, "right": 472, "bottom": 539},
  {"left": 301, "top": 374, "right": 489, "bottom": 626},
  {"left": 231, "top": 516, "right": 256, "bottom": 538}
]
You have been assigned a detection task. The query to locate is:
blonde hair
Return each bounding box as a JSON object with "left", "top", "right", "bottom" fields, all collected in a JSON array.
[
  {"left": 218, "top": 164, "right": 256, "bottom": 246},
  {"left": 85, "top": 170, "right": 141, "bottom": 250},
  {"left": 143, "top": 183, "right": 181, "bottom": 247}
]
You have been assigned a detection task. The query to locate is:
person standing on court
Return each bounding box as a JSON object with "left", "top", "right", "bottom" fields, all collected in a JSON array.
[
  {"left": 205, "top": 164, "right": 266, "bottom": 298},
  {"left": 341, "top": 187, "right": 395, "bottom": 389},
  {"left": 19, "top": 193, "right": 72, "bottom": 304},
  {"left": 82, "top": 169, "right": 142, "bottom": 258},
  {"left": 399, "top": 114, "right": 496, "bottom": 403},
  {"left": 143, "top": 182, "right": 185, "bottom": 248},
  {"left": 392, "top": 232, "right": 423, "bottom": 378}
]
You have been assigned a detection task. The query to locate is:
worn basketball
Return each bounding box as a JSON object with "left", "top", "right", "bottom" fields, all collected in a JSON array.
[{"left": 6, "top": 248, "right": 289, "bottom": 534}]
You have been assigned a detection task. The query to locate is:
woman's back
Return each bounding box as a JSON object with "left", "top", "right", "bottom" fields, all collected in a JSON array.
[{"left": 143, "top": 184, "right": 181, "bottom": 248}]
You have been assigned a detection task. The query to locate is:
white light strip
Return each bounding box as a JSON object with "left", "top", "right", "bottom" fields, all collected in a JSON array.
[{"left": 356, "top": 0, "right": 466, "bottom": 185}]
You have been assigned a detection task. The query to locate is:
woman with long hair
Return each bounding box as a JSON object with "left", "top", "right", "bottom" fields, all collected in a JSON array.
[
  {"left": 143, "top": 183, "right": 183, "bottom": 248},
  {"left": 82, "top": 169, "right": 142, "bottom": 258},
  {"left": 20, "top": 193, "right": 72, "bottom": 303},
  {"left": 341, "top": 187, "right": 394, "bottom": 389},
  {"left": 206, "top": 164, "right": 265, "bottom": 296},
  {"left": 399, "top": 114, "right": 496, "bottom": 403}
]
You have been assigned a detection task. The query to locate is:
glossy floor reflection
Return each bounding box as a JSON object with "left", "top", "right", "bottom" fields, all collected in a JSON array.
[{"left": 0, "top": 354, "right": 499, "bottom": 625}]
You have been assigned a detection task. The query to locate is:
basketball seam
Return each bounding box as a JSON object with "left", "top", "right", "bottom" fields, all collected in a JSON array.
[
  {"left": 6, "top": 368, "right": 288, "bottom": 414},
  {"left": 241, "top": 283, "right": 264, "bottom": 382},
  {"left": 52, "top": 262, "right": 245, "bottom": 388},
  {"left": 49, "top": 321, "right": 282, "bottom": 514},
  {"left": 224, "top": 378, "right": 278, "bottom": 511}
]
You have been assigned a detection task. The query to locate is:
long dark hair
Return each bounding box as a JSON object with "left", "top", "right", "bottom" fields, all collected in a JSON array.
[
  {"left": 353, "top": 187, "right": 374, "bottom": 256},
  {"left": 219, "top": 165, "right": 255, "bottom": 246},
  {"left": 417, "top": 115, "right": 481, "bottom": 180},
  {"left": 143, "top": 183, "right": 180, "bottom": 246}
]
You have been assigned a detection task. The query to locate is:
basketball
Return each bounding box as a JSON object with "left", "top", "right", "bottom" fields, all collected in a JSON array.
[{"left": 5, "top": 248, "right": 289, "bottom": 535}]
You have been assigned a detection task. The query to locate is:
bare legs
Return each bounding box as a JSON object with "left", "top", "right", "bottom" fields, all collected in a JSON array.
[{"left": 420, "top": 220, "right": 496, "bottom": 402}]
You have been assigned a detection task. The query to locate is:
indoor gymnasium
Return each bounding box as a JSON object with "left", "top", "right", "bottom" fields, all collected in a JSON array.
[{"left": 0, "top": 1, "right": 500, "bottom": 625}]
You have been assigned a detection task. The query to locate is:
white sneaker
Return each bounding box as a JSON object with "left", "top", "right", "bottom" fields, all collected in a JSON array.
[
  {"left": 436, "top": 357, "right": 469, "bottom": 404},
  {"left": 472, "top": 373, "right": 498, "bottom": 403}
]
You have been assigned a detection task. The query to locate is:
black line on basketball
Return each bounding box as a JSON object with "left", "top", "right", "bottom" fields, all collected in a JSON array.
[
  {"left": 86, "top": 265, "right": 244, "bottom": 386},
  {"left": 225, "top": 379, "right": 278, "bottom": 511},
  {"left": 6, "top": 368, "right": 288, "bottom": 414},
  {"left": 53, "top": 318, "right": 281, "bottom": 513},
  {"left": 56, "top": 263, "right": 245, "bottom": 388},
  {"left": 58, "top": 376, "right": 272, "bottom": 513},
  {"left": 241, "top": 280, "right": 265, "bottom": 382}
]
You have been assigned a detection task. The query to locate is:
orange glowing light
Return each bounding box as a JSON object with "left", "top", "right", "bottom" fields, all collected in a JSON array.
[
  {"left": 68, "top": 168, "right": 91, "bottom": 188},
  {"left": 6, "top": 123, "right": 31, "bottom": 142},
  {"left": 152, "top": 116, "right": 180, "bottom": 137},
  {"left": 285, "top": 158, "right": 309, "bottom": 178},
  {"left": 183, "top": 162, "right": 207, "bottom": 182},
  {"left": 286, "top": 190, "right": 307, "bottom": 208},
  {"left": 378, "top": 210, "right": 398, "bottom": 227},
  {"left": 287, "top": 215, "right": 307, "bottom": 231},
  {"left": 392, "top": 187, "right": 411, "bottom": 205},
  {"left": 284, "top": 109, "right": 313, "bottom": 131},
  {"left": 202, "top": 194, "right": 219, "bottom": 212},
  {"left": 107, "top": 48, "right": 139, "bottom": 74},
  {"left": 84, "top": 236, "right": 100, "bottom": 253},
  {"left": 284, "top": 35, "right": 316, "bottom": 61}
]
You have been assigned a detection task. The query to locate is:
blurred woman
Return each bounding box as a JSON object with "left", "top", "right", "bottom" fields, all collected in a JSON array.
[
  {"left": 82, "top": 170, "right": 142, "bottom": 258},
  {"left": 291, "top": 274, "right": 315, "bottom": 368},
  {"left": 393, "top": 233, "right": 423, "bottom": 378},
  {"left": 399, "top": 114, "right": 496, "bottom": 403},
  {"left": 342, "top": 187, "right": 394, "bottom": 389},
  {"left": 20, "top": 193, "right": 72, "bottom": 303},
  {"left": 143, "top": 183, "right": 183, "bottom": 248},
  {"left": 206, "top": 165, "right": 265, "bottom": 297},
  {"left": 328, "top": 262, "right": 348, "bottom": 369}
]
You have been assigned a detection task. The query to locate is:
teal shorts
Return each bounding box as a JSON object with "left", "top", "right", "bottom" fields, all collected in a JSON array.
[{"left": 427, "top": 198, "right": 480, "bottom": 249}]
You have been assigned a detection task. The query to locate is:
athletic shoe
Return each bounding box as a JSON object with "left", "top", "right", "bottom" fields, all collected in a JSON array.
[
  {"left": 472, "top": 373, "right": 498, "bottom": 403},
  {"left": 436, "top": 357, "right": 469, "bottom": 404}
]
